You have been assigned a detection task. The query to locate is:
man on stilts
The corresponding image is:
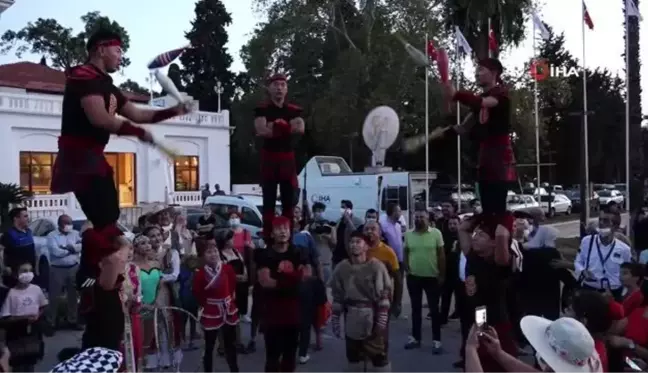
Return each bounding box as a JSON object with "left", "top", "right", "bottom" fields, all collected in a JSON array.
[
  {"left": 441, "top": 58, "right": 516, "bottom": 216},
  {"left": 50, "top": 28, "right": 191, "bottom": 350},
  {"left": 254, "top": 74, "right": 305, "bottom": 241}
]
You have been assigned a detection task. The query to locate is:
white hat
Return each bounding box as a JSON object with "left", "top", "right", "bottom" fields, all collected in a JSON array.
[
  {"left": 50, "top": 347, "right": 123, "bottom": 373},
  {"left": 521, "top": 316, "right": 602, "bottom": 373}
]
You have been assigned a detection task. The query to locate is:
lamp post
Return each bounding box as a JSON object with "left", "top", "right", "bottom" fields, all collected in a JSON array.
[
  {"left": 568, "top": 109, "right": 594, "bottom": 237},
  {"left": 214, "top": 81, "right": 223, "bottom": 113}
]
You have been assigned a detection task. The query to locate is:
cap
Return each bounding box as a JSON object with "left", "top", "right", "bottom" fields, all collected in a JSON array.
[
  {"left": 86, "top": 29, "right": 123, "bottom": 51},
  {"left": 478, "top": 58, "right": 503, "bottom": 75}
]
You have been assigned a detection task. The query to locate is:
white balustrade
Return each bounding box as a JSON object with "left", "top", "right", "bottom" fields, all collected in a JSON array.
[{"left": 171, "top": 191, "right": 202, "bottom": 206}]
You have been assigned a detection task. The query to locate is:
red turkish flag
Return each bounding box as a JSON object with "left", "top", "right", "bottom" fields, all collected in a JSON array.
[
  {"left": 436, "top": 48, "right": 449, "bottom": 83},
  {"left": 488, "top": 25, "right": 498, "bottom": 55},
  {"left": 426, "top": 40, "right": 438, "bottom": 61},
  {"left": 583, "top": 2, "right": 594, "bottom": 29}
]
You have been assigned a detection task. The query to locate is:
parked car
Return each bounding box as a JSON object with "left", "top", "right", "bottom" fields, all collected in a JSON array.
[
  {"left": 203, "top": 195, "right": 265, "bottom": 245},
  {"left": 597, "top": 189, "right": 625, "bottom": 208},
  {"left": 539, "top": 194, "right": 572, "bottom": 217},
  {"left": 29, "top": 213, "right": 134, "bottom": 279},
  {"left": 506, "top": 194, "right": 540, "bottom": 214},
  {"left": 564, "top": 189, "right": 600, "bottom": 213}
]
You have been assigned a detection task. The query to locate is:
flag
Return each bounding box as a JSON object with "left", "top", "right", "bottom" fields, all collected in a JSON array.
[
  {"left": 454, "top": 26, "right": 473, "bottom": 55},
  {"left": 147, "top": 47, "right": 187, "bottom": 69},
  {"left": 583, "top": 2, "right": 594, "bottom": 30},
  {"left": 626, "top": 0, "right": 643, "bottom": 20},
  {"left": 488, "top": 24, "right": 498, "bottom": 55},
  {"left": 427, "top": 40, "right": 438, "bottom": 62},
  {"left": 531, "top": 11, "right": 550, "bottom": 40}
]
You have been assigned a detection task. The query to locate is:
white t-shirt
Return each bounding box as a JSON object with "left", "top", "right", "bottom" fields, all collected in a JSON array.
[
  {"left": 459, "top": 252, "right": 467, "bottom": 282},
  {"left": 1, "top": 284, "right": 48, "bottom": 317}
]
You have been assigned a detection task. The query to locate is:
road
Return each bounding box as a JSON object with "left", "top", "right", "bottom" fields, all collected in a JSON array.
[
  {"left": 548, "top": 213, "right": 629, "bottom": 238},
  {"left": 35, "top": 217, "right": 624, "bottom": 372}
]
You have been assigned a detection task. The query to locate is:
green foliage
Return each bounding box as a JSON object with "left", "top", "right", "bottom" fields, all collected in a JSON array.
[
  {"left": 180, "top": 0, "right": 235, "bottom": 112},
  {"left": 118, "top": 79, "right": 151, "bottom": 96},
  {"left": 0, "top": 183, "right": 32, "bottom": 228},
  {"left": 0, "top": 11, "right": 131, "bottom": 70}
]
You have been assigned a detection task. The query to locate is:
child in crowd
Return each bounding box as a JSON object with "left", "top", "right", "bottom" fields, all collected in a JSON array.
[
  {"left": 620, "top": 262, "right": 645, "bottom": 315},
  {"left": 178, "top": 255, "right": 201, "bottom": 350},
  {"left": 1, "top": 261, "right": 48, "bottom": 372},
  {"left": 193, "top": 235, "right": 240, "bottom": 372}
]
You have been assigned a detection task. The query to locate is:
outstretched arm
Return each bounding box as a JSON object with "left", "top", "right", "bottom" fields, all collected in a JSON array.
[{"left": 120, "top": 102, "right": 187, "bottom": 124}]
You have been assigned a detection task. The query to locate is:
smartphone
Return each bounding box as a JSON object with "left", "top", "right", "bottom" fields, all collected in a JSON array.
[
  {"left": 625, "top": 357, "right": 642, "bottom": 372},
  {"left": 475, "top": 306, "right": 487, "bottom": 329}
]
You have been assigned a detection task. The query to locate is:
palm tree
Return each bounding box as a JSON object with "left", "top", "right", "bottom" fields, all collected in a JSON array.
[
  {"left": 442, "top": 0, "right": 533, "bottom": 59},
  {"left": 0, "top": 183, "right": 32, "bottom": 228},
  {"left": 624, "top": 0, "right": 643, "bottom": 210}
]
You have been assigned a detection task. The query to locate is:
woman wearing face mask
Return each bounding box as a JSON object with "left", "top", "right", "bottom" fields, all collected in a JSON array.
[
  {"left": 171, "top": 214, "right": 196, "bottom": 257},
  {"left": 0, "top": 261, "right": 48, "bottom": 371}
]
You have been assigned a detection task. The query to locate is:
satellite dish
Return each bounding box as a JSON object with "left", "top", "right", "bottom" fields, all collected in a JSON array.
[{"left": 362, "top": 106, "right": 400, "bottom": 167}]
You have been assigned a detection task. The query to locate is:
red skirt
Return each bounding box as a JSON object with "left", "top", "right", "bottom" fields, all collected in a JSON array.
[
  {"left": 260, "top": 149, "right": 298, "bottom": 187},
  {"left": 51, "top": 136, "right": 112, "bottom": 193},
  {"left": 478, "top": 135, "right": 517, "bottom": 182}
]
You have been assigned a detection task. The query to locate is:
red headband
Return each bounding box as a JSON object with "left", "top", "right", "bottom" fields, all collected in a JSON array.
[
  {"left": 268, "top": 74, "right": 287, "bottom": 84},
  {"left": 272, "top": 216, "right": 291, "bottom": 227},
  {"left": 97, "top": 39, "right": 122, "bottom": 48}
]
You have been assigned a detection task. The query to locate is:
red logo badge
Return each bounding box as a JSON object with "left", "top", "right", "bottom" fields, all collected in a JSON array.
[{"left": 530, "top": 58, "right": 550, "bottom": 81}]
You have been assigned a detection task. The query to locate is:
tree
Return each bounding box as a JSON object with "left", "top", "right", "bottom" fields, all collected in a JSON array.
[
  {"left": 0, "top": 183, "right": 32, "bottom": 228},
  {"left": 180, "top": 0, "right": 235, "bottom": 112},
  {"left": 0, "top": 11, "right": 131, "bottom": 70},
  {"left": 118, "top": 79, "right": 152, "bottom": 96},
  {"left": 624, "top": 0, "right": 643, "bottom": 210}
]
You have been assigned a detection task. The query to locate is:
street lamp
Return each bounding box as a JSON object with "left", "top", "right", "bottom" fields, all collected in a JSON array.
[
  {"left": 214, "top": 81, "right": 224, "bottom": 113},
  {"left": 568, "top": 109, "right": 594, "bottom": 237}
]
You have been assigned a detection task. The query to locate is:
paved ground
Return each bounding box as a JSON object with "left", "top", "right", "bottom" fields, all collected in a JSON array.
[
  {"left": 36, "top": 308, "right": 465, "bottom": 372},
  {"left": 548, "top": 213, "right": 628, "bottom": 238}
]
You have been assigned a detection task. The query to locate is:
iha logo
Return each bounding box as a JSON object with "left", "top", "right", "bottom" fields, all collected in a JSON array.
[{"left": 530, "top": 58, "right": 581, "bottom": 81}]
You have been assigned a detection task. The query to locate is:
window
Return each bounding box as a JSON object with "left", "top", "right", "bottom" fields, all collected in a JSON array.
[
  {"left": 20, "top": 152, "right": 56, "bottom": 195},
  {"left": 315, "top": 156, "right": 352, "bottom": 175},
  {"left": 381, "top": 186, "right": 408, "bottom": 211},
  {"left": 174, "top": 156, "right": 199, "bottom": 191},
  {"left": 241, "top": 207, "right": 262, "bottom": 227},
  {"left": 207, "top": 203, "right": 238, "bottom": 222}
]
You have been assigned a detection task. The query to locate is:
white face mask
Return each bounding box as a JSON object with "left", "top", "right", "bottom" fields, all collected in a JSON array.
[
  {"left": 162, "top": 224, "right": 172, "bottom": 233},
  {"left": 341, "top": 208, "right": 352, "bottom": 216},
  {"left": 598, "top": 227, "right": 612, "bottom": 237},
  {"left": 62, "top": 224, "right": 73, "bottom": 233},
  {"left": 18, "top": 272, "right": 34, "bottom": 284},
  {"left": 229, "top": 218, "right": 240, "bottom": 226},
  {"left": 474, "top": 206, "right": 483, "bottom": 214},
  {"left": 366, "top": 217, "right": 377, "bottom": 223}
]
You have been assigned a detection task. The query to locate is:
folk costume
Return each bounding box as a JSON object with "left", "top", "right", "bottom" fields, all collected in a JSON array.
[
  {"left": 120, "top": 262, "right": 143, "bottom": 372},
  {"left": 451, "top": 58, "right": 515, "bottom": 215},
  {"left": 254, "top": 75, "right": 304, "bottom": 241},
  {"left": 330, "top": 257, "right": 393, "bottom": 372},
  {"left": 192, "top": 262, "right": 240, "bottom": 372}
]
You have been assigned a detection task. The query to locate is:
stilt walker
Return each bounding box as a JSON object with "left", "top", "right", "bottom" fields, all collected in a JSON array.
[
  {"left": 254, "top": 74, "right": 306, "bottom": 241},
  {"left": 50, "top": 29, "right": 194, "bottom": 349}
]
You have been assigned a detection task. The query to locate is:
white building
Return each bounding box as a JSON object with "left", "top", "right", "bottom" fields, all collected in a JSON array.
[{"left": 0, "top": 62, "right": 231, "bottom": 215}]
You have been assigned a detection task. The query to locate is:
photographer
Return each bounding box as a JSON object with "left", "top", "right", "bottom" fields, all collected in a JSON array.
[{"left": 308, "top": 203, "right": 336, "bottom": 283}]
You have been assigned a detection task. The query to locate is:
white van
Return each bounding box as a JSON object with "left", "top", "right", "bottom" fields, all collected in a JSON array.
[{"left": 203, "top": 195, "right": 264, "bottom": 237}]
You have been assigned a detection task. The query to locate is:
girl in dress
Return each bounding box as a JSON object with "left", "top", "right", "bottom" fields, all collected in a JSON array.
[
  {"left": 193, "top": 234, "right": 239, "bottom": 372},
  {"left": 121, "top": 239, "right": 143, "bottom": 371},
  {"left": 140, "top": 226, "right": 182, "bottom": 371},
  {"left": 217, "top": 230, "right": 248, "bottom": 353}
]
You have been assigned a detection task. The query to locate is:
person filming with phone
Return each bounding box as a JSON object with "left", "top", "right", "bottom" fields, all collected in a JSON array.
[
  {"left": 456, "top": 212, "right": 518, "bottom": 371},
  {"left": 574, "top": 206, "right": 632, "bottom": 301}
]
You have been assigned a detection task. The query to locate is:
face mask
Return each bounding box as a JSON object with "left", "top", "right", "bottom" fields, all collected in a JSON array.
[
  {"left": 63, "top": 224, "right": 73, "bottom": 233},
  {"left": 598, "top": 227, "right": 612, "bottom": 237},
  {"left": 474, "top": 206, "right": 483, "bottom": 214},
  {"left": 340, "top": 208, "right": 347, "bottom": 215},
  {"left": 229, "top": 218, "right": 240, "bottom": 226},
  {"left": 366, "top": 218, "right": 377, "bottom": 223},
  {"left": 162, "top": 224, "right": 172, "bottom": 233},
  {"left": 18, "top": 272, "right": 34, "bottom": 284},
  {"left": 523, "top": 229, "right": 531, "bottom": 239}
]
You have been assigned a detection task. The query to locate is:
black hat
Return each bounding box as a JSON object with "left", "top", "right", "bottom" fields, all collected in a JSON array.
[{"left": 86, "top": 29, "right": 122, "bottom": 51}]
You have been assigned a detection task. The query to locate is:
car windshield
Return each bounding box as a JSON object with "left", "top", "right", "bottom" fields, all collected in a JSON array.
[{"left": 597, "top": 190, "right": 611, "bottom": 197}]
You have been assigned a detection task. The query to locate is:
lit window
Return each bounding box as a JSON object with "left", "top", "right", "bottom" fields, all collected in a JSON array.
[
  {"left": 19, "top": 152, "right": 56, "bottom": 195},
  {"left": 174, "top": 156, "right": 199, "bottom": 191}
]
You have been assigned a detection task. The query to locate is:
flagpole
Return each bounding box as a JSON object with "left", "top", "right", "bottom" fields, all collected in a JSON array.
[
  {"left": 149, "top": 71, "right": 154, "bottom": 104},
  {"left": 533, "top": 19, "right": 541, "bottom": 192},
  {"left": 455, "top": 36, "right": 462, "bottom": 207},
  {"left": 488, "top": 18, "right": 492, "bottom": 57},
  {"left": 581, "top": 0, "right": 590, "bottom": 222},
  {"left": 425, "top": 33, "right": 430, "bottom": 209},
  {"left": 625, "top": 1, "right": 631, "bottom": 222}
]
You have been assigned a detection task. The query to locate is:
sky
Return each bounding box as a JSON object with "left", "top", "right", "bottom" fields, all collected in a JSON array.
[{"left": 1, "top": 0, "right": 647, "bottom": 110}]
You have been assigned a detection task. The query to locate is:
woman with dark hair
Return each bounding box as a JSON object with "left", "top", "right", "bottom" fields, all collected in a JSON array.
[{"left": 216, "top": 230, "right": 248, "bottom": 354}]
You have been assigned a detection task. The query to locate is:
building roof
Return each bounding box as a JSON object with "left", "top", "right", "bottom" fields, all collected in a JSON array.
[{"left": 0, "top": 61, "right": 149, "bottom": 103}]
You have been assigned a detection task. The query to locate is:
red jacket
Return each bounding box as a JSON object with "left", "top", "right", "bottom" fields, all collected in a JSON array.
[{"left": 192, "top": 263, "right": 239, "bottom": 330}]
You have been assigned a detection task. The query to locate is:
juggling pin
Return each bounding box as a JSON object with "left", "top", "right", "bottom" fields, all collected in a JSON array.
[
  {"left": 154, "top": 70, "right": 198, "bottom": 113},
  {"left": 395, "top": 34, "right": 432, "bottom": 67},
  {"left": 436, "top": 48, "right": 450, "bottom": 83}
]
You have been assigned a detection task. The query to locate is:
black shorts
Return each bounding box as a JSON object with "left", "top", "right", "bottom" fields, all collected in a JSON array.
[
  {"left": 251, "top": 285, "right": 263, "bottom": 320},
  {"left": 74, "top": 174, "right": 120, "bottom": 229}
]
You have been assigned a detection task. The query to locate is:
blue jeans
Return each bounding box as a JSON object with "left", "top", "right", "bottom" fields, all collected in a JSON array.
[{"left": 321, "top": 263, "right": 332, "bottom": 285}]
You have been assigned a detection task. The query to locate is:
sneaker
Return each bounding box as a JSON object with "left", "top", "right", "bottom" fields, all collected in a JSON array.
[
  {"left": 432, "top": 340, "right": 443, "bottom": 354},
  {"left": 242, "top": 315, "right": 252, "bottom": 323},
  {"left": 449, "top": 311, "right": 459, "bottom": 320},
  {"left": 426, "top": 312, "right": 431, "bottom": 320},
  {"left": 404, "top": 336, "right": 421, "bottom": 350},
  {"left": 452, "top": 360, "right": 465, "bottom": 369},
  {"left": 299, "top": 355, "right": 310, "bottom": 364}
]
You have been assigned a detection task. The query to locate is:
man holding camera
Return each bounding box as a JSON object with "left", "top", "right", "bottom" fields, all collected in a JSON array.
[{"left": 308, "top": 202, "right": 336, "bottom": 283}]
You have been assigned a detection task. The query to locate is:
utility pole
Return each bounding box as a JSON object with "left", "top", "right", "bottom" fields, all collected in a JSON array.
[
  {"left": 214, "top": 81, "right": 223, "bottom": 113},
  {"left": 568, "top": 110, "right": 594, "bottom": 237}
]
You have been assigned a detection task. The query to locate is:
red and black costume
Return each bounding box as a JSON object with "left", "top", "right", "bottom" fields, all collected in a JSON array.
[
  {"left": 254, "top": 75, "right": 303, "bottom": 241},
  {"left": 193, "top": 262, "right": 239, "bottom": 372},
  {"left": 452, "top": 58, "right": 516, "bottom": 215},
  {"left": 257, "top": 217, "right": 309, "bottom": 372}
]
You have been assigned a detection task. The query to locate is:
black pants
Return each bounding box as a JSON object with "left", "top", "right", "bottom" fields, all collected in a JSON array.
[
  {"left": 581, "top": 284, "right": 624, "bottom": 302},
  {"left": 479, "top": 180, "right": 509, "bottom": 215},
  {"left": 392, "top": 263, "right": 404, "bottom": 316},
  {"left": 264, "top": 325, "right": 299, "bottom": 372},
  {"left": 181, "top": 304, "right": 198, "bottom": 341},
  {"left": 406, "top": 275, "right": 441, "bottom": 342},
  {"left": 74, "top": 174, "right": 121, "bottom": 291},
  {"left": 204, "top": 325, "right": 238, "bottom": 372},
  {"left": 440, "top": 253, "right": 459, "bottom": 323},
  {"left": 298, "top": 282, "right": 317, "bottom": 357},
  {"left": 261, "top": 180, "right": 295, "bottom": 239},
  {"left": 457, "top": 281, "right": 472, "bottom": 359}
]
